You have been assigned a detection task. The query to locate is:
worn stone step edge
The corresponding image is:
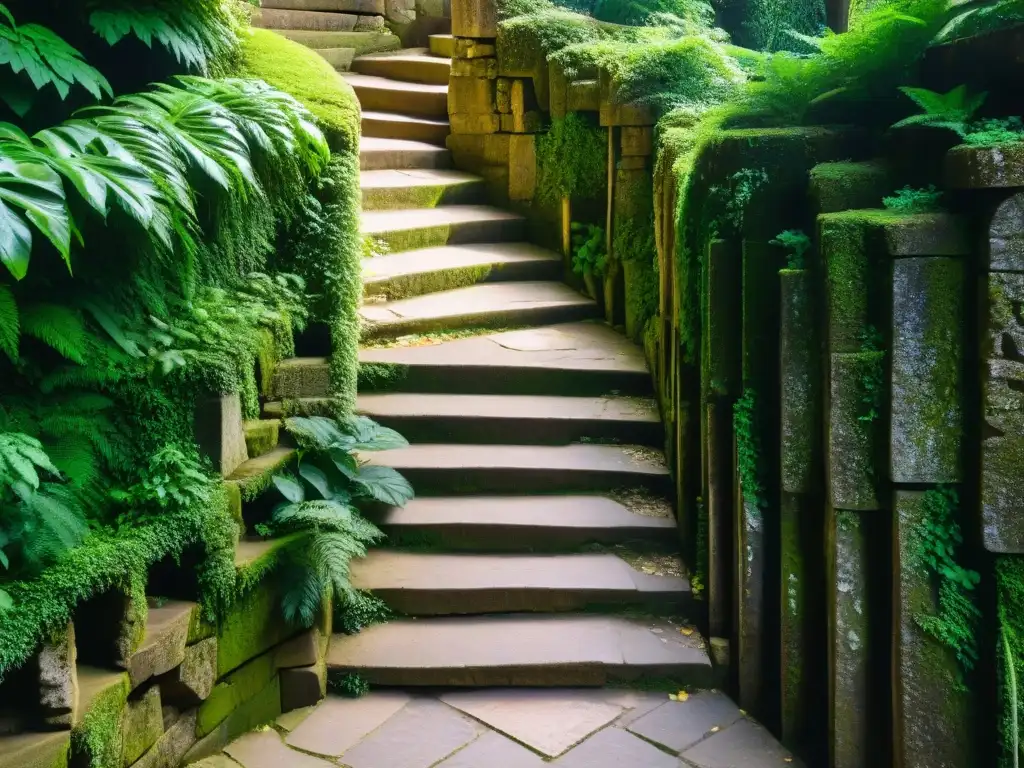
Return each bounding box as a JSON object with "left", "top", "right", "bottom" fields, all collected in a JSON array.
[
  {"left": 359, "top": 170, "right": 486, "bottom": 211},
  {"left": 371, "top": 494, "right": 676, "bottom": 551},
  {"left": 351, "top": 53, "right": 452, "bottom": 85},
  {"left": 350, "top": 551, "right": 689, "bottom": 615},
  {"left": 243, "top": 419, "right": 281, "bottom": 459},
  {"left": 361, "top": 111, "right": 450, "bottom": 146},
  {"left": 326, "top": 614, "right": 714, "bottom": 687},
  {"left": 360, "top": 137, "right": 452, "bottom": 171}
]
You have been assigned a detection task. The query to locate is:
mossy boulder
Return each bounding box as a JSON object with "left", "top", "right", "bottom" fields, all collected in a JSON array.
[
  {"left": 131, "top": 710, "right": 198, "bottom": 768},
  {"left": 163, "top": 637, "right": 218, "bottom": 707},
  {"left": 809, "top": 161, "right": 889, "bottom": 214},
  {"left": 240, "top": 29, "right": 360, "bottom": 153},
  {"left": 945, "top": 142, "right": 1024, "bottom": 189},
  {"left": 125, "top": 601, "right": 193, "bottom": 690}
]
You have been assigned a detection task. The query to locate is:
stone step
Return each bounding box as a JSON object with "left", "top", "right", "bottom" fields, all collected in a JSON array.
[
  {"left": 243, "top": 419, "right": 280, "bottom": 458},
  {"left": 254, "top": 8, "right": 366, "bottom": 31},
  {"left": 358, "top": 321, "right": 653, "bottom": 396},
  {"left": 352, "top": 51, "right": 452, "bottom": 85},
  {"left": 356, "top": 392, "right": 662, "bottom": 445},
  {"left": 343, "top": 72, "right": 448, "bottom": 118},
  {"left": 359, "top": 281, "right": 597, "bottom": 341},
  {"left": 429, "top": 34, "right": 455, "bottom": 58},
  {"left": 361, "top": 205, "right": 525, "bottom": 252},
  {"left": 360, "top": 168, "right": 485, "bottom": 211},
  {"left": 363, "top": 241, "right": 561, "bottom": 300},
  {"left": 327, "top": 613, "right": 713, "bottom": 686},
  {"left": 276, "top": 29, "right": 400, "bottom": 56},
  {"left": 361, "top": 442, "right": 671, "bottom": 494},
  {"left": 370, "top": 494, "right": 676, "bottom": 550},
  {"left": 360, "top": 137, "right": 451, "bottom": 171},
  {"left": 316, "top": 47, "right": 356, "bottom": 70},
  {"left": 362, "top": 110, "right": 449, "bottom": 146},
  {"left": 262, "top": 0, "right": 385, "bottom": 11},
  {"left": 350, "top": 551, "right": 690, "bottom": 615}
]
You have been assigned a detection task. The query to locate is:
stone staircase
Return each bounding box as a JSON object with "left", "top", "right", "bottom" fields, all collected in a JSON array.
[
  {"left": 253, "top": 0, "right": 404, "bottom": 69},
  {"left": 268, "top": 41, "right": 714, "bottom": 691}
]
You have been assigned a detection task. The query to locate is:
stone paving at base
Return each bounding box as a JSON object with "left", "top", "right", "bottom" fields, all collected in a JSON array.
[{"left": 198, "top": 688, "right": 799, "bottom": 768}]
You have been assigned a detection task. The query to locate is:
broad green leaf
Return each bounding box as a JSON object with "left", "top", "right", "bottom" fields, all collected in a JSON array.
[
  {"left": 355, "top": 465, "right": 414, "bottom": 507},
  {"left": 0, "top": 587, "right": 11, "bottom": 611},
  {"left": 0, "top": 280, "right": 17, "bottom": 360},
  {"left": 340, "top": 415, "right": 409, "bottom": 451},
  {"left": 330, "top": 447, "right": 359, "bottom": 480},
  {"left": 299, "top": 462, "right": 333, "bottom": 500},
  {"left": 273, "top": 473, "right": 305, "bottom": 503},
  {"left": 0, "top": 199, "right": 31, "bottom": 279}
]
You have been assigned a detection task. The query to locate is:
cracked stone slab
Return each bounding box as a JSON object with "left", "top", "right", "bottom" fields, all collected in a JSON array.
[
  {"left": 436, "top": 730, "right": 546, "bottom": 767},
  {"left": 440, "top": 689, "right": 624, "bottom": 757},
  {"left": 225, "top": 728, "right": 332, "bottom": 768},
  {"left": 626, "top": 691, "right": 742, "bottom": 754},
  {"left": 285, "top": 692, "right": 411, "bottom": 757},
  {"left": 680, "top": 718, "right": 799, "bottom": 767},
  {"left": 551, "top": 726, "right": 680, "bottom": 767},
  {"left": 339, "top": 699, "right": 481, "bottom": 768}
]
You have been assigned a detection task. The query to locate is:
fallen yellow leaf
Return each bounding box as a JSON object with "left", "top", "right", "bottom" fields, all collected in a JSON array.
[
  {"left": 739, "top": 709, "right": 747, "bottom": 716},
  {"left": 784, "top": 759, "right": 793, "bottom": 764},
  {"left": 676, "top": 691, "right": 689, "bottom": 701},
  {"left": 709, "top": 726, "right": 720, "bottom": 733},
  {"left": 680, "top": 628, "right": 694, "bottom": 636},
  {"left": 669, "top": 694, "right": 678, "bottom": 701}
]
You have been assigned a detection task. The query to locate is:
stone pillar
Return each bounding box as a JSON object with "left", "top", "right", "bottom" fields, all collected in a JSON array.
[
  {"left": 194, "top": 392, "right": 249, "bottom": 478},
  {"left": 38, "top": 623, "right": 78, "bottom": 729},
  {"left": 451, "top": 0, "right": 495, "bottom": 37}
]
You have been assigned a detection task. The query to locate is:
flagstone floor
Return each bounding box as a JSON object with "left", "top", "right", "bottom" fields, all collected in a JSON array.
[{"left": 196, "top": 687, "right": 799, "bottom": 768}]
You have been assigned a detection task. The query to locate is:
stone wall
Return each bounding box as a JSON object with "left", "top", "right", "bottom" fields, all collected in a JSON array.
[
  {"left": 447, "top": 1, "right": 1024, "bottom": 764},
  {"left": 0, "top": 549, "right": 330, "bottom": 768}
]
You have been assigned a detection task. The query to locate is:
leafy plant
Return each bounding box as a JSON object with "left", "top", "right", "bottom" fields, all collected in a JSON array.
[
  {"left": 857, "top": 325, "right": 884, "bottom": 424},
  {"left": 964, "top": 116, "right": 1024, "bottom": 146},
  {"left": 89, "top": 0, "right": 241, "bottom": 75},
  {"left": 335, "top": 589, "right": 393, "bottom": 635},
  {"left": 266, "top": 415, "right": 413, "bottom": 626},
  {"left": 733, "top": 388, "right": 764, "bottom": 510},
  {"left": 1, "top": 433, "right": 87, "bottom": 610},
  {"left": 771, "top": 229, "right": 811, "bottom": 269},
  {"left": 882, "top": 185, "right": 943, "bottom": 213},
  {"left": 913, "top": 487, "right": 981, "bottom": 680},
  {"left": 571, "top": 222, "right": 607, "bottom": 278},
  {"left": 329, "top": 671, "right": 369, "bottom": 698},
  {"left": 0, "top": 3, "right": 112, "bottom": 117},
  {"left": 110, "top": 447, "right": 215, "bottom": 524},
  {"left": 892, "top": 84, "right": 987, "bottom": 137},
  {"left": 0, "top": 76, "right": 328, "bottom": 281}
]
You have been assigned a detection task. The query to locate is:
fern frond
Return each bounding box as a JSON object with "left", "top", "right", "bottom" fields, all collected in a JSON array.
[
  {"left": 0, "top": 281, "right": 17, "bottom": 361},
  {"left": 309, "top": 531, "right": 359, "bottom": 602},
  {"left": 19, "top": 303, "right": 89, "bottom": 364},
  {"left": 280, "top": 557, "right": 325, "bottom": 628}
]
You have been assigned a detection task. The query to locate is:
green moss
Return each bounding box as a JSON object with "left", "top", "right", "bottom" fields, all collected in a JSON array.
[
  {"left": 215, "top": 580, "right": 294, "bottom": 678},
  {"left": 366, "top": 264, "right": 494, "bottom": 301},
  {"left": 732, "top": 0, "right": 826, "bottom": 52},
  {"left": 820, "top": 213, "right": 875, "bottom": 352},
  {"left": 71, "top": 672, "right": 130, "bottom": 768},
  {"left": 734, "top": 388, "right": 765, "bottom": 512},
  {"left": 229, "top": 447, "right": 297, "bottom": 504},
  {"left": 917, "top": 260, "right": 962, "bottom": 471},
  {"left": 911, "top": 488, "right": 980, "bottom": 683},
  {"left": 240, "top": 29, "right": 360, "bottom": 153},
  {"left": 357, "top": 363, "right": 410, "bottom": 392},
  {"left": 536, "top": 113, "right": 608, "bottom": 204},
  {"left": 244, "top": 420, "right": 280, "bottom": 459},
  {"left": 121, "top": 686, "right": 163, "bottom": 766},
  {"left": 198, "top": 651, "right": 277, "bottom": 736},
  {"left": 810, "top": 161, "right": 889, "bottom": 214}
]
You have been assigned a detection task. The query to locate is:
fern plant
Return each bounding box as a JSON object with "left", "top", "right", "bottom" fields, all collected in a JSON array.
[
  {"left": 0, "top": 76, "right": 328, "bottom": 281},
  {"left": 771, "top": 229, "right": 811, "bottom": 269},
  {"left": 571, "top": 222, "right": 607, "bottom": 278},
  {"left": 265, "top": 415, "right": 414, "bottom": 627},
  {"left": 0, "top": 432, "right": 87, "bottom": 610},
  {"left": 892, "top": 84, "right": 988, "bottom": 136},
  {"left": 0, "top": 3, "right": 112, "bottom": 117},
  {"left": 89, "top": 0, "right": 242, "bottom": 75}
]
